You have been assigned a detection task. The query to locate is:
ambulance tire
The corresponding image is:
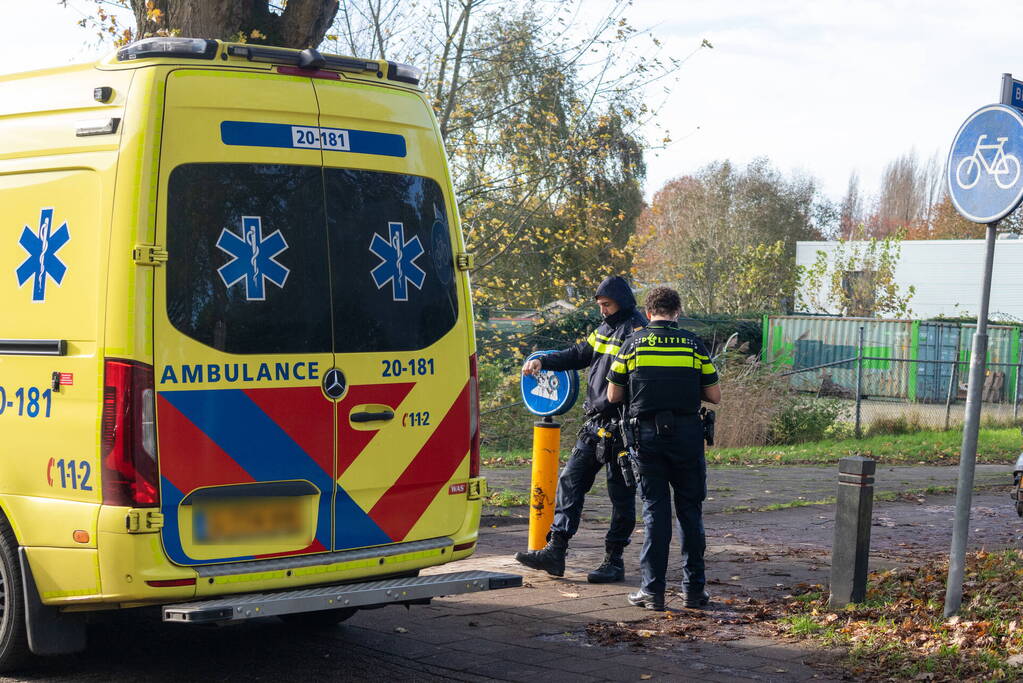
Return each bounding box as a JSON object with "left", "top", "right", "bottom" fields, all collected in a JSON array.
[
  {"left": 0, "top": 519, "right": 30, "bottom": 672},
  {"left": 280, "top": 607, "right": 358, "bottom": 629}
]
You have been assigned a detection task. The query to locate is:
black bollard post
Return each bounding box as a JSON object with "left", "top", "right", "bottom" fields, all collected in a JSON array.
[{"left": 829, "top": 456, "right": 876, "bottom": 608}]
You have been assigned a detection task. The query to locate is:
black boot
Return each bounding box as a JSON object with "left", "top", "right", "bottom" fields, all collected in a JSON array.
[
  {"left": 627, "top": 590, "right": 665, "bottom": 611},
  {"left": 514, "top": 532, "right": 568, "bottom": 577},
  {"left": 683, "top": 590, "right": 710, "bottom": 608},
  {"left": 587, "top": 543, "right": 625, "bottom": 583}
]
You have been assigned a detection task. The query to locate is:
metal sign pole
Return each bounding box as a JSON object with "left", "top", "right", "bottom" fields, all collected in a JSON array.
[
  {"left": 944, "top": 221, "right": 998, "bottom": 617},
  {"left": 854, "top": 326, "right": 864, "bottom": 439},
  {"left": 1001, "top": 73, "right": 1014, "bottom": 107}
]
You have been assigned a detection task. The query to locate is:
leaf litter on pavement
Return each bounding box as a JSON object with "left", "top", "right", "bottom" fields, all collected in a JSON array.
[
  {"left": 775, "top": 549, "right": 1023, "bottom": 682},
  {"left": 581, "top": 550, "right": 1023, "bottom": 681},
  {"left": 585, "top": 593, "right": 775, "bottom": 648}
]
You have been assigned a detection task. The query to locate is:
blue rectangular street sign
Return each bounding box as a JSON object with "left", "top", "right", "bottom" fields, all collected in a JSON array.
[{"left": 1001, "top": 73, "right": 1023, "bottom": 112}]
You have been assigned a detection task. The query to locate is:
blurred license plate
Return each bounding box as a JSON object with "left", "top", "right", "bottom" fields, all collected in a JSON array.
[{"left": 194, "top": 499, "right": 303, "bottom": 543}]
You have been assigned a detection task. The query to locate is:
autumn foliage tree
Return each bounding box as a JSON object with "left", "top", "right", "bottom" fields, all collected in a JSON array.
[
  {"left": 72, "top": 0, "right": 689, "bottom": 315},
  {"left": 67, "top": 0, "right": 339, "bottom": 47},
  {"left": 928, "top": 194, "right": 986, "bottom": 239},
  {"left": 843, "top": 148, "right": 1023, "bottom": 239},
  {"left": 323, "top": 0, "right": 686, "bottom": 310},
  {"left": 868, "top": 151, "right": 941, "bottom": 238},
  {"left": 633, "top": 159, "right": 832, "bottom": 314}
]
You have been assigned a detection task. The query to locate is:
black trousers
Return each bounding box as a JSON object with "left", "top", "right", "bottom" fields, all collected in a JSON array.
[
  {"left": 634, "top": 414, "right": 706, "bottom": 595},
  {"left": 549, "top": 418, "right": 637, "bottom": 546}
]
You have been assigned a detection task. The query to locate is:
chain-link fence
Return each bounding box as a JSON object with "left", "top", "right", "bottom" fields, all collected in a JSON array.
[{"left": 779, "top": 325, "right": 1023, "bottom": 437}]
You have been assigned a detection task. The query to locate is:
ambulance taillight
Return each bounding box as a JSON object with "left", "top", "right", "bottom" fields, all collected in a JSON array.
[
  {"left": 100, "top": 359, "right": 159, "bottom": 507},
  {"left": 469, "top": 354, "right": 480, "bottom": 478}
]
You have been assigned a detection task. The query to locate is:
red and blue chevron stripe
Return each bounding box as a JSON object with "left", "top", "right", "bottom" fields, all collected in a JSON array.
[{"left": 155, "top": 380, "right": 469, "bottom": 566}]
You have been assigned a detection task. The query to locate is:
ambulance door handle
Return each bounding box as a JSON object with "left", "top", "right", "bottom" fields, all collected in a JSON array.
[{"left": 350, "top": 410, "right": 395, "bottom": 423}]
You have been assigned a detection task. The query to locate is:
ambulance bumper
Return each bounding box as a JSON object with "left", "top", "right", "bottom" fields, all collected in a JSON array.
[{"left": 162, "top": 569, "right": 521, "bottom": 623}]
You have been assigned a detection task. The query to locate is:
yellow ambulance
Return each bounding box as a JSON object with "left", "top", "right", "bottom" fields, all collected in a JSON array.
[{"left": 0, "top": 37, "right": 516, "bottom": 669}]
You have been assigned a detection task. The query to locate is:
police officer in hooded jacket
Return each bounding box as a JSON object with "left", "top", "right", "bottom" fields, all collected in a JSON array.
[{"left": 515, "top": 275, "right": 646, "bottom": 583}]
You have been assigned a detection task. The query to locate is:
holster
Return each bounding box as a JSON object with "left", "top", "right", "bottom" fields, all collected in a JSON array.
[
  {"left": 700, "top": 407, "right": 716, "bottom": 446},
  {"left": 593, "top": 419, "right": 620, "bottom": 465},
  {"left": 619, "top": 416, "right": 641, "bottom": 489}
]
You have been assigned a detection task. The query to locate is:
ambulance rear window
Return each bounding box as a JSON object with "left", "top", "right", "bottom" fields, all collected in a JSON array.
[
  {"left": 166, "top": 163, "right": 333, "bottom": 354},
  {"left": 165, "top": 163, "right": 458, "bottom": 355},
  {"left": 325, "top": 168, "right": 458, "bottom": 353}
]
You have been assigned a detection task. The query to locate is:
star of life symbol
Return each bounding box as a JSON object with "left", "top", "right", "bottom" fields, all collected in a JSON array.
[
  {"left": 530, "top": 371, "right": 560, "bottom": 401},
  {"left": 216, "top": 216, "right": 290, "bottom": 301},
  {"left": 369, "top": 222, "right": 426, "bottom": 301},
  {"left": 16, "top": 208, "right": 70, "bottom": 303}
]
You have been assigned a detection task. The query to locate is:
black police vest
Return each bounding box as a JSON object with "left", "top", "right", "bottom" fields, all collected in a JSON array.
[{"left": 619, "top": 323, "right": 710, "bottom": 417}]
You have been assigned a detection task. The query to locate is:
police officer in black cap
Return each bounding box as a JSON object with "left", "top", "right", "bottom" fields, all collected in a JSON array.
[
  {"left": 607, "top": 286, "right": 720, "bottom": 611},
  {"left": 515, "top": 275, "right": 646, "bottom": 583}
]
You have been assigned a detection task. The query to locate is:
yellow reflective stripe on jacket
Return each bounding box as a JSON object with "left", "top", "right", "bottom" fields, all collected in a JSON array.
[
  {"left": 593, "top": 342, "right": 621, "bottom": 356},
  {"left": 637, "top": 347, "right": 694, "bottom": 355},
  {"left": 610, "top": 359, "right": 628, "bottom": 374},
  {"left": 635, "top": 346, "right": 699, "bottom": 368},
  {"left": 634, "top": 353, "right": 696, "bottom": 368},
  {"left": 586, "top": 331, "right": 621, "bottom": 356},
  {"left": 593, "top": 331, "right": 626, "bottom": 356},
  {"left": 702, "top": 362, "right": 717, "bottom": 375}
]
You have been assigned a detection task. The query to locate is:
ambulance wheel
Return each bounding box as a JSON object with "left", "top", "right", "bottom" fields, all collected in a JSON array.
[
  {"left": 0, "top": 519, "right": 30, "bottom": 672},
  {"left": 280, "top": 607, "right": 357, "bottom": 628}
]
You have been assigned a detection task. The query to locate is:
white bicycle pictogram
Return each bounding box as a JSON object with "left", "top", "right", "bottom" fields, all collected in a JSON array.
[{"left": 956, "top": 135, "right": 1022, "bottom": 190}]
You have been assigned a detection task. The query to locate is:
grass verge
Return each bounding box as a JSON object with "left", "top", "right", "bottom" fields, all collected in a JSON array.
[
  {"left": 779, "top": 550, "right": 1023, "bottom": 681},
  {"left": 483, "top": 428, "right": 1021, "bottom": 468},
  {"left": 708, "top": 427, "right": 1020, "bottom": 467},
  {"left": 720, "top": 485, "right": 959, "bottom": 514},
  {"left": 482, "top": 450, "right": 533, "bottom": 468},
  {"left": 484, "top": 489, "right": 530, "bottom": 507}
]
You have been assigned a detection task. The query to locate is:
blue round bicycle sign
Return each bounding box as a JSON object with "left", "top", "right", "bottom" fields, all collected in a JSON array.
[
  {"left": 520, "top": 351, "right": 579, "bottom": 417},
  {"left": 947, "top": 104, "right": 1023, "bottom": 224}
]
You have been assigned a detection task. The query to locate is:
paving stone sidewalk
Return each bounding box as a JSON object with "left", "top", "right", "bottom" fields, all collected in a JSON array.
[{"left": 360, "top": 463, "right": 1018, "bottom": 682}]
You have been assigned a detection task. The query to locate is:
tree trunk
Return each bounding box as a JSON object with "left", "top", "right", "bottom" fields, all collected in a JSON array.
[{"left": 131, "top": 0, "right": 340, "bottom": 49}]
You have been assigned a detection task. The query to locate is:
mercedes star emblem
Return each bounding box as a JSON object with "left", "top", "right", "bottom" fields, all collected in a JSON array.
[{"left": 323, "top": 368, "right": 346, "bottom": 400}]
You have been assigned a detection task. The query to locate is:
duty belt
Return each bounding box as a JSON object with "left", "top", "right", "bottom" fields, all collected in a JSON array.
[{"left": 637, "top": 410, "right": 698, "bottom": 419}]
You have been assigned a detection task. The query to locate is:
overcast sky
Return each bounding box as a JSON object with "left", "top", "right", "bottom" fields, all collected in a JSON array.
[
  {"left": 631, "top": 0, "right": 1023, "bottom": 203},
  {"left": 3, "top": 0, "right": 1022, "bottom": 204}
]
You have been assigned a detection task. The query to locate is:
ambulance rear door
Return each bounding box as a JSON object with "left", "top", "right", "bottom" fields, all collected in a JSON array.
[
  {"left": 313, "top": 79, "right": 471, "bottom": 550},
  {"left": 154, "top": 68, "right": 338, "bottom": 565}
]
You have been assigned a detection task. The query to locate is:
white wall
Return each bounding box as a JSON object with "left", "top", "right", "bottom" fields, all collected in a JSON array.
[{"left": 795, "top": 238, "right": 1023, "bottom": 321}]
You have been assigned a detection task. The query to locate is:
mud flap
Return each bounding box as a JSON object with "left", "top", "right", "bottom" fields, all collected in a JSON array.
[{"left": 17, "top": 549, "right": 86, "bottom": 656}]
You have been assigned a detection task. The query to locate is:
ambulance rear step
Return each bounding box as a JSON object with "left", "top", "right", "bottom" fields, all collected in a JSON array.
[{"left": 162, "top": 570, "right": 522, "bottom": 624}]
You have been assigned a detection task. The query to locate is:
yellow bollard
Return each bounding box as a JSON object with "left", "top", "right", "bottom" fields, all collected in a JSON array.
[{"left": 528, "top": 417, "right": 561, "bottom": 550}]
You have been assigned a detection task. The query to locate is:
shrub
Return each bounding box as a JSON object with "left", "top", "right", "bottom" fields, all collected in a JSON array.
[
  {"left": 711, "top": 353, "right": 791, "bottom": 448},
  {"left": 770, "top": 396, "right": 848, "bottom": 444},
  {"left": 824, "top": 420, "right": 855, "bottom": 440},
  {"left": 979, "top": 414, "right": 1023, "bottom": 431},
  {"left": 865, "top": 412, "right": 925, "bottom": 437}
]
